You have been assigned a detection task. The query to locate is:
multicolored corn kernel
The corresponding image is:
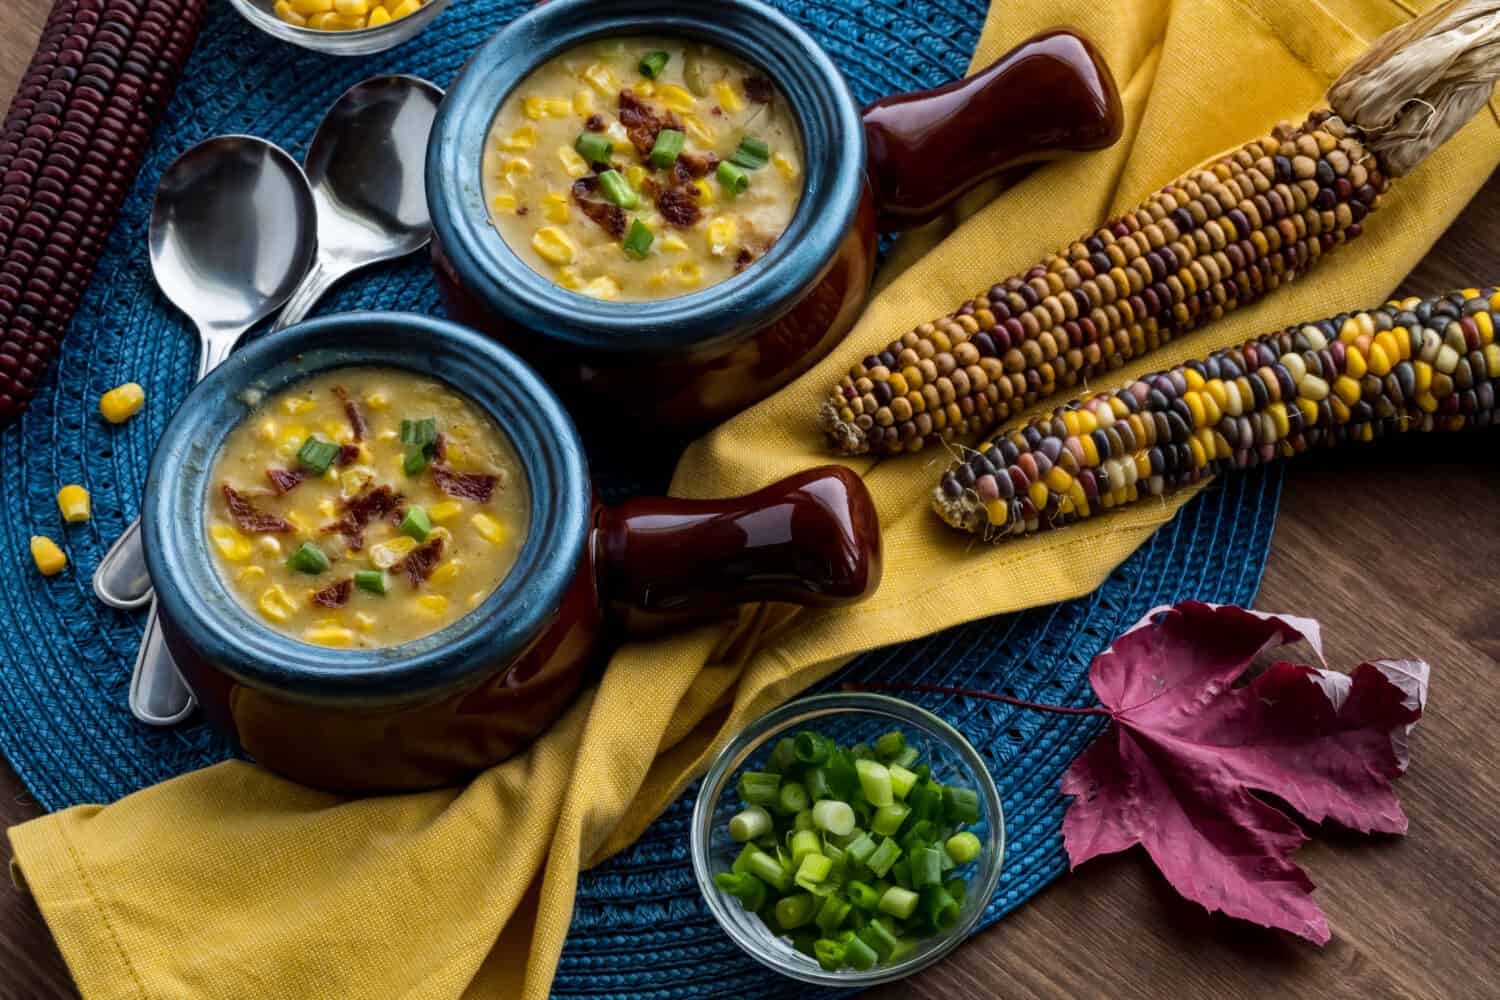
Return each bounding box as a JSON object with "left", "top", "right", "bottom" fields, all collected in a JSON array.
[
  {"left": 821, "top": 112, "right": 1388, "bottom": 456},
  {"left": 932, "top": 288, "right": 1500, "bottom": 541}
]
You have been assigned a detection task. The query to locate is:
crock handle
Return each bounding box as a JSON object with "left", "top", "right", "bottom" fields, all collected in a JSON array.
[
  {"left": 594, "top": 466, "right": 881, "bottom": 628},
  {"left": 863, "top": 28, "right": 1123, "bottom": 231}
]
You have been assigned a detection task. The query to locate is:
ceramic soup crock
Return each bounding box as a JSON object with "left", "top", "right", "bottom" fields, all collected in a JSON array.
[
  {"left": 142, "top": 313, "right": 880, "bottom": 793},
  {"left": 427, "top": 0, "right": 1122, "bottom": 429}
]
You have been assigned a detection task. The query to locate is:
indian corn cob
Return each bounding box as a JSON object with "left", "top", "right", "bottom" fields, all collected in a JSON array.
[
  {"left": 0, "top": 0, "right": 208, "bottom": 423},
  {"left": 933, "top": 288, "right": 1500, "bottom": 540},
  {"left": 820, "top": 0, "right": 1500, "bottom": 456}
]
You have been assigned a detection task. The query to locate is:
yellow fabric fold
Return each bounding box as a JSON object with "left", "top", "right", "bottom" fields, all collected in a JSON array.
[{"left": 7, "top": 0, "right": 1497, "bottom": 997}]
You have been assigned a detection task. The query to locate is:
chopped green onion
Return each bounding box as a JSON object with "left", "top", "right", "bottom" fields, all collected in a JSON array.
[
  {"left": 938, "top": 843, "right": 957, "bottom": 872},
  {"left": 871, "top": 802, "right": 910, "bottom": 837},
  {"left": 943, "top": 877, "right": 968, "bottom": 906},
  {"left": 847, "top": 879, "right": 881, "bottom": 912},
  {"left": 731, "top": 843, "right": 759, "bottom": 876},
  {"left": 890, "top": 858, "right": 912, "bottom": 890},
  {"left": 768, "top": 737, "right": 798, "bottom": 773},
  {"left": 803, "top": 766, "right": 832, "bottom": 802},
  {"left": 622, "top": 218, "right": 654, "bottom": 259},
  {"left": 816, "top": 894, "right": 852, "bottom": 933},
  {"left": 825, "top": 750, "right": 858, "bottom": 799},
  {"left": 910, "top": 846, "right": 943, "bottom": 889},
  {"left": 638, "top": 49, "right": 669, "bottom": 79},
  {"left": 728, "top": 805, "right": 773, "bottom": 842},
  {"left": 812, "top": 799, "right": 855, "bottom": 836},
  {"left": 793, "top": 730, "right": 831, "bottom": 764},
  {"left": 944, "top": 785, "right": 980, "bottom": 825},
  {"left": 887, "top": 934, "right": 917, "bottom": 964},
  {"left": 648, "top": 128, "right": 684, "bottom": 168},
  {"left": 866, "top": 836, "right": 901, "bottom": 878},
  {"left": 813, "top": 938, "right": 846, "bottom": 971},
  {"left": 892, "top": 746, "right": 920, "bottom": 769},
  {"left": 945, "top": 830, "right": 982, "bottom": 864},
  {"left": 354, "top": 569, "right": 388, "bottom": 595},
  {"left": 850, "top": 742, "right": 875, "bottom": 761},
  {"left": 574, "top": 131, "right": 611, "bottom": 165},
  {"left": 844, "top": 833, "right": 877, "bottom": 868},
  {"left": 796, "top": 853, "right": 832, "bottom": 885},
  {"left": 856, "top": 758, "right": 894, "bottom": 807},
  {"left": 737, "top": 771, "right": 780, "bottom": 809},
  {"left": 842, "top": 933, "right": 878, "bottom": 970},
  {"left": 730, "top": 135, "right": 769, "bottom": 171},
  {"left": 774, "top": 893, "right": 817, "bottom": 930},
  {"left": 399, "top": 506, "right": 432, "bottom": 541},
  {"left": 778, "top": 780, "right": 810, "bottom": 815},
  {"left": 400, "top": 417, "right": 437, "bottom": 447},
  {"left": 874, "top": 730, "right": 906, "bottom": 761},
  {"left": 296, "top": 437, "right": 341, "bottom": 475},
  {"left": 744, "top": 848, "right": 792, "bottom": 893},
  {"left": 597, "top": 169, "right": 638, "bottom": 209},
  {"left": 922, "top": 885, "right": 961, "bottom": 932},
  {"left": 878, "top": 885, "right": 919, "bottom": 921},
  {"left": 792, "top": 809, "right": 815, "bottom": 832},
  {"left": 789, "top": 828, "right": 821, "bottom": 866},
  {"left": 888, "top": 763, "right": 918, "bottom": 801},
  {"left": 900, "top": 820, "right": 938, "bottom": 854},
  {"left": 858, "top": 919, "right": 900, "bottom": 960},
  {"left": 285, "top": 542, "right": 329, "bottom": 575},
  {"left": 715, "top": 159, "right": 749, "bottom": 196},
  {"left": 713, "top": 871, "right": 767, "bottom": 911}
]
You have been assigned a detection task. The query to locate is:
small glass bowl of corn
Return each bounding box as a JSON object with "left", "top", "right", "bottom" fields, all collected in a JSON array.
[{"left": 227, "top": 0, "right": 450, "bottom": 55}]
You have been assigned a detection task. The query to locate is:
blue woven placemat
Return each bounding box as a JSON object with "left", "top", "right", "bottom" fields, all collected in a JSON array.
[{"left": 0, "top": 2, "right": 1283, "bottom": 996}]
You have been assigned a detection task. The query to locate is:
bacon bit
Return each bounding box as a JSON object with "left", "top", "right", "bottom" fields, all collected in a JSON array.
[
  {"left": 743, "top": 75, "right": 772, "bottom": 104},
  {"left": 657, "top": 184, "right": 702, "bottom": 228},
  {"left": 398, "top": 537, "right": 444, "bottom": 587},
  {"left": 675, "top": 152, "right": 718, "bottom": 180},
  {"left": 266, "top": 467, "right": 306, "bottom": 495},
  {"left": 322, "top": 484, "right": 403, "bottom": 551},
  {"left": 432, "top": 433, "right": 447, "bottom": 463},
  {"left": 312, "top": 578, "right": 352, "bottom": 609},
  {"left": 734, "top": 248, "right": 756, "bottom": 273},
  {"left": 585, "top": 113, "right": 606, "bottom": 131},
  {"left": 222, "top": 484, "right": 294, "bottom": 534},
  {"left": 618, "top": 90, "right": 681, "bottom": 156},
  {"left": 336, "top": 443, "right": 360, "bottom": 467},
  {"left": 432, "top": 465, "right": 501, "bottom": 503},
  {"left": 517, "top": 206, "right": 530, "bottom": 216},
  {"left": 710, "top": 106, "right": 724, "bottom": 117},
  {"left": 571, "top": 176, "right": 626, "bottom": 238},
  {"left": 331, "top": 386, "right": 367, "bottom": 442}
]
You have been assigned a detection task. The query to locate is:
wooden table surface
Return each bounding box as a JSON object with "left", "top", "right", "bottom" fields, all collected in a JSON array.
[{"left": 2, "top": 4, "right": 1497, "bottom": 997}]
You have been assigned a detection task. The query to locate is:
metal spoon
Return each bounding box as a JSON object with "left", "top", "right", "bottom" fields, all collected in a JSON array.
[{"left": 119, "top": 76, "right": 444, "bottom": 726}]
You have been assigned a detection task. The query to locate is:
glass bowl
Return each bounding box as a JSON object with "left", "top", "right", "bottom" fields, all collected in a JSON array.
[
  {"left": 690, "top": 692, "right": 1004, "bottom": 987},
  {"left": 226, "top": 0, "right": 451, "bottom": 56}
]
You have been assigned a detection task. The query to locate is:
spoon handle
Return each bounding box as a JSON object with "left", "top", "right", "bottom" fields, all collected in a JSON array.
[
  {"left": 272, "top": 254, "right": 344, "bottom": 333},
  {"left": 128, "top": 600, "right": 196, "bottom": 726}
]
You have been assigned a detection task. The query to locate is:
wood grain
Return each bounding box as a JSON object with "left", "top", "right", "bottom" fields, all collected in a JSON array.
[{"left": 0, "top": 3, "right": 1497, "bottom": 996}]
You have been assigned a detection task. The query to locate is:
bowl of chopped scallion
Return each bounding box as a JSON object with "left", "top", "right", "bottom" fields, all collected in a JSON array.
[{"left": 690, "top": 692, "right": 1003, "bottom": 985}]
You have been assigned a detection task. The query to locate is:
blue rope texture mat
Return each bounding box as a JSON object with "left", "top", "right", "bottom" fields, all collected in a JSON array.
[{"left": 0, "top": 1, "right": 1283, "bottom": 996}]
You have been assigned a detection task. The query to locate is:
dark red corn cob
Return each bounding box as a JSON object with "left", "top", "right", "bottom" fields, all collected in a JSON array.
[{"left": 0, "top": 0, "right": 208, "bottom": 423}]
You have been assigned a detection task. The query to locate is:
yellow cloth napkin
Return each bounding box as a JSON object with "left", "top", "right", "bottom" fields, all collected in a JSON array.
[{"left": 8, "top": 0, "right": 1498, "bottom": 997}]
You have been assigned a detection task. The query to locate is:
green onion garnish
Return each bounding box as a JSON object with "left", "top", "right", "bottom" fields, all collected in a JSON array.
[
  {"left": 874, "top": 730, "right": 906, "bottom": 761},
  {"left": 622, "top": 218, "right": 654, "bottom": 259},
  {"left": 730, "top": 135, "right": 769, "bottom": 170},
  {"left": 597, "top": 169, "right": 638, "bottom": 209},
  {"left": 296, "top": 437, "right": 341, "bottom": 475},
  {"left": 399, "top": 506, "right": 432, "bottom": 542},
  {"left": 728, "top": 805, "right": 772, "bottom": 842},
  {"left": 648, "top": 128, "right": 684, "bottom": 168},
  {"left": 574, "top": 131, "right": 611, "bottom": 166},
  {"left": 354, "top": 569, "right": 388, "bottom": 595},
  {"left": 286, "top": 542, "right": 330, "bottom": 575},
  {"left": 638, "top": 50, "right": 669, "bottom": 79},
  {"left": 715, "top": 159, "right": 749, "bottom": 196},
  {"left": 400, "top": 417, "right": 439, "bottom": 477}
]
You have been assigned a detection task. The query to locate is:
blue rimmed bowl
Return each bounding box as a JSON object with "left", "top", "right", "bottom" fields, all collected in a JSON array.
[
  {"left": 141, "top": 313, "right": 881, "bottom": 792},
  {"left": 427, "top": 0, "right": 1123, "bottom": 429}
]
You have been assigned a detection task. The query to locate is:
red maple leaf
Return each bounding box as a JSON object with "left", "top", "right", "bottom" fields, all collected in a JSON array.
[{"left": 1060, "top": 601, "right": 1428, "bottom": 944}]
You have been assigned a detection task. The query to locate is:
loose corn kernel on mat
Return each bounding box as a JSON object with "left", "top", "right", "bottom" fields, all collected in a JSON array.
[{"left": 0, "top": 1, "right": 1280, "bottom": 995}]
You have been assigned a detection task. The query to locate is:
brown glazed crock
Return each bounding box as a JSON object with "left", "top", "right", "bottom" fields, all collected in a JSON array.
[
  {"left": 142, "top": 314, "right": 880, "bottom": 793},
  {"left": 427, "top": 0, "right": 1122, "bottom": 430}
]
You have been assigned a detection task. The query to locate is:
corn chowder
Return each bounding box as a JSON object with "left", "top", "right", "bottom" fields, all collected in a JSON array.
[
  {"left": 482, "top": 36, "right": 804, "bottom": 301},
  {"left": 206, "top": 368, "right": 528, "bottom": 649}
]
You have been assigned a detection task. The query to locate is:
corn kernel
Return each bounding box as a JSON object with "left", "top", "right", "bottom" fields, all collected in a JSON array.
[
  {"left": 99, "top": 383, "right": 145, "bottom": 424},
  {"left": 388, "top": 0, "right": 421, "bottom": 18},
  {"left": 330, "top": 11, "right": 366, "bottom": 27},
  {"left": 277, "top": 424, "right": 308, "bottom": 457},
  {"left": 648, "top": 270, "right": 671, "bottom": 290},
  {"left": 682, "top": 114, "right": 714, "bottom": 144},
  {"left": 289, "top": 0, "right": 332, "bottom": 12},
  {"left": 714, "top": 80, "right": 744, "bottom": 113},
  {"left": 334, "top": 0, "right": 369, "bottom": 14},
  {"left": 541, "top": 192, "right": 570, "bottom": 223},
  {"left": 365, "top": 4, "right": 391, "bottom": 26},
  {"left": 557, "top": 267, "right": 585, "bottom": 291},
  {"left": 692, "top": 178, "right": 715, "bottom": 204},
  {"left": 491, "top": 192, "right": 518, "bottom": 214},
  {"left": 317, "top": 498, "right": 338, "bottom": 518},
  {"left": 501, "top": 156, "right": 532, "bottom": 186},
  {"left": 573, "top": 89, "right": 595, "bottom": 115},
  {"left": 580, "top": 276, "right": 621, "bottom": 300},
  {"left": 772, "top": 152, "right": 800, "bottom": 181},
  {"left": 257, "top": 535, "right": 283, "bottom": 557},
  {"left": 210, "top": 523, "right": 253, "bottom": 562},
  {"left": 625, "top": 164, "right": 648, "bottom": 188},
  {"left": 632, "top": 81, "right": 656, "bottom": 98},
  {"left": 377, "top": 427, "right": 398, "bottom": 442},
  {"left": 255, "top": 419, "right": 278, "bottom": 442},
  {"left": 282, "top": 395, "right": 314, "bottom": 415},
  {"left": 416, "top": 594, "right": 450, "bottom": 616},
  {"left": 660, "top": 234, "right": 688, "bottom": 253},
  {"left": 273, "top": 1, "right": 308, "bottom": 25},
  {"left": 582, "top": 63, "right": 619, "bottom": 96},
  {"left": 354, "top": 612, "right": 376, "bottom": 632},
  {"left": 469, "top": 591, "right": 486, "bottom": 608},
  {"left": 657, "top": 84, "right": 695, "bottom": 113},
  {"left": 57, "top": 485, "right": 90, "bottom": 522},
  {"left": 606, "top": 121, "right": 634, "bottom": 153},
  {"left": 236, "top": 565, "right": 267, "bottom": 586},
  {"left": 557, "top": 146, "right": 589, "bottom": 179},
  {"left": 285, "top": 511, "right": 309, "bottom": 536},
  {"left": 370, "top": 535, "right": 418, "bottom": 568},
  {"left": 429, "top": 500, "right": 464, "bottom": 523},
  {"left": 426, "top": 526, "right": 453, "bottom": 544},
  {"left": 29, "top": 536, "right": 66, "bottom": 576},
  {"left": 472, "top": 513, "right": 507, "bottom": 544},
  {"left": 523, "top": 96, "right": 572, "bottom": 120},
  {"left": 304, "top": 624, "right": 356, "bottom": 647},
  {"left": 498, "top": 125, "right": 537, "bottom": 152},
  {"left": 673, "top": 261, "right": 703, "bottom": 287},
  {"left": 531, "top": 226, "right": 576, "bottom": 265},
  {"left": 363, "top": 391, "right": 389, "bottom": 411},
  {"left": 707, "top": 217, "right": 737, "bottom": 256},
  {"left": 308, "top": 11, "right": 341, "bottom": 29},
  {"left": 341, "top": 466, "right": 374, "bottom": 497},
  {"left": 429, "top": 560, "right": 461, "bottom": 585},
  {"left": 258, "top": 585, "right": 296, "bottom": 622}
]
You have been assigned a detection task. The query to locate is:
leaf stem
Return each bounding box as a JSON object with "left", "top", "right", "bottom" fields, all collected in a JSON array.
[{"left": 845, "top": 682, "right": 1112, "bottom": 718}]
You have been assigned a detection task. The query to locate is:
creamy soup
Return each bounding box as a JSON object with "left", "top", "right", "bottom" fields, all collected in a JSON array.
[
  {"left": 206, "top": 368, "right": 528, "bottom": 649},
  {"left": 482, "top": 36, "right": 804, "bottom": 301}
]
